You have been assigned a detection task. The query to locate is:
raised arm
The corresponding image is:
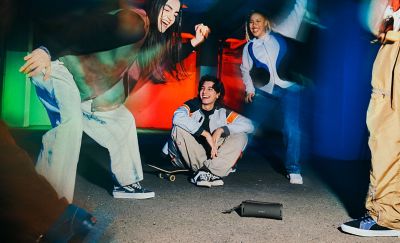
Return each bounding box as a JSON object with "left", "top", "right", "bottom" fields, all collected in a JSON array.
[
  {"left": 20, "top": 8, "right": 148, "bottom": 79},
  {"left": 273, "top": 0, "right": 308, "bottom": 39},
  {"left": 179, "top": 23, "right": 211, "bottom": 61}
]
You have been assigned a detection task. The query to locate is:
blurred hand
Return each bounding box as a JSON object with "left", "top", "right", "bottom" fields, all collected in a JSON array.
[
  {"left": 19, "top": 48, "right": 51, "bottom": 80},
  {"left": 245, "top": 92, "right": 255, "bottom": 103},
  {"left": 191, "top": 23, "right": 211, "bottom": 47}
]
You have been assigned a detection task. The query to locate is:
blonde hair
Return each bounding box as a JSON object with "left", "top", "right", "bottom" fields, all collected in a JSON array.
[{"left": 245, "top": 11, "right": 271, "bottom": 41}]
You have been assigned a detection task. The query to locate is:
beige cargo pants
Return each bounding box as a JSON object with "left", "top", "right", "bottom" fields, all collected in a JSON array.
[
  {"left": 171, "top": 126, "right": 247, "bottom": 177},
  {"left": 365, "top": 41, "right": 400, "bottom": 229}
]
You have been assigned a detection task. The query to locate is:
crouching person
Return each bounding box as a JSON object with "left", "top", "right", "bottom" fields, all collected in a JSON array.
[{"left": 165, "top": 75, "right": 254, "bottom": 187}]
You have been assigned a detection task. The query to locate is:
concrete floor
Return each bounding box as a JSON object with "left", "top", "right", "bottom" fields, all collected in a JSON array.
[{"left": 11, "top": 129, "right": 399, "bottom": 243}]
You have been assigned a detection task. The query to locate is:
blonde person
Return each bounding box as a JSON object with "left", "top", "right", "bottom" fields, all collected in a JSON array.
[{"left": 240, "top": 0, "right": 307, "bottom": 184}]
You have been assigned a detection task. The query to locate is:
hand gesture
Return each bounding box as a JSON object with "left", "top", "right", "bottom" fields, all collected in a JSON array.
[
  {"left": 191, "top": 23, "right": 211, "bottom": 47},
  {"left": 19, "top": 48, "right": 51, "bottom": 80},
  {"left": 202, "top": 130, "right": 218, "bottom": 159},
  {"left": 212, "top": 127, "right": 224, "bottom": 144}
]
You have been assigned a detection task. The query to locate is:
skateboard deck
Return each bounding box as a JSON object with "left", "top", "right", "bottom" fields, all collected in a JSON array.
[{"left": 147, "top": 163, "right": 189, "bottom": 181}]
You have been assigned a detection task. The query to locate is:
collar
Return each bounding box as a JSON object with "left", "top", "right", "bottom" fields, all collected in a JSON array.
[{"left": 252, "top": 30, "right": 272, "bottom": 43}]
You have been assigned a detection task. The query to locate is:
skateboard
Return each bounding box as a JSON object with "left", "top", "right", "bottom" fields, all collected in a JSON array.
[{"left": 146, "top": 163, "right": 189, "bottom": 182}]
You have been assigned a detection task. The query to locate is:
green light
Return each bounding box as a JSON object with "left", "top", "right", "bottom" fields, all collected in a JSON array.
[{"left": 1, "top": 51, "right": 50, "bottom": 128}]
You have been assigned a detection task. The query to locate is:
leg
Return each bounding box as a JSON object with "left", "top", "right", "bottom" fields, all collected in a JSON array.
[
  {"left": 170, "top": 126, "right": 208, "bottom": 171},
  {"left": 32, "top": 61, "right": 83, "bottom": 203},
  {"left": 81, "top": 101, "right": 153, "bottom": 199},
  {"left": 365, "top": 43, "right": 400, "bottom": 230},
  {"left": 275, "top": 85, "right": 303, "bottom": 184},
  {"left": 204, "top": 133, "right": 248, "bottom": 177},
  {"left": 341, "top": 43, "right": 400, "bottom": 237}
]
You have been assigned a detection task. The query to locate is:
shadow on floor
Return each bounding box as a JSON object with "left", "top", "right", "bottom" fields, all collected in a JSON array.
[
  {"left": 10, "top": 128, "right": 371, "bottom": 218},
  {"left": 309, "top": 156, "right": 371, "bottom": 218}
]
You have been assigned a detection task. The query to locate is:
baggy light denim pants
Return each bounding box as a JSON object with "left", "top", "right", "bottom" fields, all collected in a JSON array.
[
  {"left": 243, "top": 84, "right": 303, "bottom": 174},
  {"left": 32, "top": 61, "right": 143, "bottom": 202}
]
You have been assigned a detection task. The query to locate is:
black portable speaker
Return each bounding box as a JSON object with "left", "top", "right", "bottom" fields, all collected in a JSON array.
[{"left": 223, "top": 200, "right": 283, "bottom": 220}]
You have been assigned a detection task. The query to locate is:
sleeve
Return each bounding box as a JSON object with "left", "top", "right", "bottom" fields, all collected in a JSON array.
[
  {"left": 37, "top": 9, "right": 147, "bottom": 60},
  {"left": 224, "top": 110, "right": 254, "bottom": 135},
  {"left": 273, "top": 0, "right": 307, "bottom": 39},
  {"left": 179, "top": 42, "right": 196, "bottom": 61},
  {"left": 240, "top": 43, "right": 256, "bottom": 94},
  {"left": 172, "top": 100, "right": 204, "bottom": 136},
  {"left": 368, "top": 0, "right": 391, "bottom": 35}
]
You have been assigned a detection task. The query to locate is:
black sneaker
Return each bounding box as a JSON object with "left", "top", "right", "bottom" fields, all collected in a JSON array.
[
  {"left": 341, "top": 215, "right": 400, "bottom": 237},
  {"left": 113, "top": 182, "right": 155, "bottom": 199},
  {"left": 190, "top": 170, "right": 224, "bottom": 187}
]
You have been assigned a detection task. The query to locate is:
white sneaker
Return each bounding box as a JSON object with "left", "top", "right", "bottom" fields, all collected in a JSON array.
[
  {"left": 191, "top": 170, "right": 224, "bottom": 187},
  {"left": 289, "top": 173, "right": 303, "bottom": 184}
]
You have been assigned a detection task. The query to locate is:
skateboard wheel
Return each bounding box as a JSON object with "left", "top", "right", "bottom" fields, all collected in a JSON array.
[
  {"left": 158, "top": 173, "right": 164, "bottom": 179},
  {"left": 169, "top": 175, "right": 176, "bottom": 182}
]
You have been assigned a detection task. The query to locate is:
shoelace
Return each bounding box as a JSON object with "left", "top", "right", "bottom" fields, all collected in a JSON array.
[
  {"left": 358, "top": 215, "right": 377, "bottom": 230},
  {"left": 209, "top": 174, "right": 221, "bottom": 181},
  {"left": 199, "top": 172, "right": 211, "bottom": 181},
  {"left": 192, "top": 171, "right": 210, "bottom": 182},
  {"left": 130, "top": 182, "right": 142, "bottom": 190},
  {"left": 360, "top": 215, "right": 374, "bottom": 223}
]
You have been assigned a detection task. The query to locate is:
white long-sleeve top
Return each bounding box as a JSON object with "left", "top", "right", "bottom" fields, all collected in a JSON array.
[
  {"left": 367, "top": 0, "right": 396, "bottom": 35},
  {"left": 240, "top": 0, "right": 307, "bottom": 94},
  {"left": 382, "top": 4, "right": 400, "bottom": 31}
]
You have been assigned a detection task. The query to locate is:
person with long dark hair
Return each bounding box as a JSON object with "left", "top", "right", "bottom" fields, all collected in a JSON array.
[{"left": 18, "top": 0, "right": 210, "bottom": 202}]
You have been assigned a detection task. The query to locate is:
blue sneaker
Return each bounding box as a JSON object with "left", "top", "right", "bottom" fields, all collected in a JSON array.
[
  {"left": 341, "top": 215, "right": 400, "bottom": 237},
  {"left": 113, "top": 182, "right": 155, "bottom": 199}
]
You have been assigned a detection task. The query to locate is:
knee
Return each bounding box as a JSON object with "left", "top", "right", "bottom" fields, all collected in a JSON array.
[
  {"left": 172, "top": 126, "right": 189, "bottom": 138},
  {"left": 235, "top": 133, "right": 248, "bottom": 144},
  {"left": 229, "top": 133, "right": 248, "bottom": 151}
]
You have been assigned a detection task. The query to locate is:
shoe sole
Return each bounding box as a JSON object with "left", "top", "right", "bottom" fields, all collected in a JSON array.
[
  {"left": 196, "top": 181, "right": 224, "bottom": 187},
  {"left": 341, "top": 224, "right": 400, "bottom": 237},
  {"left": 196, "top": 181, "right": 211, "bottom": 188},
  {"left": 210, "top": 180, "right": 224, "bottom": 186},
  {"left": 290, "top": 180, "right": 303, "bottom": 185},
  {"left": 113, "top": 191, "right": 155, "bottom": 199}
]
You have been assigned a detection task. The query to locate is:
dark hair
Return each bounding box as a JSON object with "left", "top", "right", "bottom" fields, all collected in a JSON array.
[
  {"left": 198, "top": 75, "right": 225, "bottom": 105},
  {"left": 245, "top": 9, "right": 270, "bottom": 40},
  {"left": 139, "top": 0, "right": 185, "bottom": 83}
]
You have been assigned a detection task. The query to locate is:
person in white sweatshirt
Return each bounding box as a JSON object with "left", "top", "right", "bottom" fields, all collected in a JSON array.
[{"left": 240, "top": 0, "right": 307, "bottom": 184}]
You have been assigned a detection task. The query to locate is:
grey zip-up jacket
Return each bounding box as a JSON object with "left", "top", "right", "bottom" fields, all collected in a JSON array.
[{"left": 172, "top": 98, "right": 254, "bottom": 137}]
